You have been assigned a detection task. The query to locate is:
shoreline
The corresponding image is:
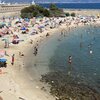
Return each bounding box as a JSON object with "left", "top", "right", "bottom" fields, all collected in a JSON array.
[
  {"left": 0, "top": 21, "right": 78, "bottom": 100},
  {"left": 40, "top": 24, "right": 100, "bottom": 100},
  {"left": 0, "top": 17, "right": 100, "bottom": 100}
]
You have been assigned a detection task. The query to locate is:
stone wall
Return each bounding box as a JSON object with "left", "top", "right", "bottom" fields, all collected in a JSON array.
[{"left": 0, "top": 4, "right": 30, "bottom": 17}]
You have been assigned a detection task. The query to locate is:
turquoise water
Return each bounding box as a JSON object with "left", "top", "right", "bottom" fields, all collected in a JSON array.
[{"left": 38, "top": 25, "right": 100, "bottom": 93}]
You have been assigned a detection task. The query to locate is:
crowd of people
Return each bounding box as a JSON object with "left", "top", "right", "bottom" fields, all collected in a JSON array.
[{"left": 0, "top": 15, "right": 99, "bottom": 68}]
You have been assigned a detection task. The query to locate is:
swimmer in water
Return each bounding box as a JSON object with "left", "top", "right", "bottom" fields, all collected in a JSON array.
[
  {"left": 90, "top": 50, "right": 93, "bottom": 54},
  {"left": 68, "top": 56, "right": 72, "bottom": 64}
]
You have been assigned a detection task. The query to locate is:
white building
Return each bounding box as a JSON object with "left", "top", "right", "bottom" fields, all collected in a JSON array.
[{"left": 32, "top": 0, "right": 35, "bottom": 5}]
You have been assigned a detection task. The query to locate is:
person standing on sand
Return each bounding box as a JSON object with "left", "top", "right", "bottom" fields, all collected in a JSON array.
[
  {"left": 11, "top": 54, "right": 15, "bottom": 65},
  {"left": 46, "top": 33, "right": 50, "bottom": 37}
]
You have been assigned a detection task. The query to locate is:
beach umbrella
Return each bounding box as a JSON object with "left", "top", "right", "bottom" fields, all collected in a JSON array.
[
  {"left": 16, "top": 23, "right": 22, "bottom": 27},
  {"left": 38, "top": 26, "right": 44, "bottom": 29},
  {"left": 15, "top": 20, "right": 22, "bottom": 24},
  {"left": 0, "top": 25, "right": 3, "bottom": 28},
  {"left": 30, "top": 29, "right": 37, "bottom": 35},
  {"left": 24, "top": 18, "right": 30, "bottom": 22},
  {"left": 0, "top": 22, "right": 6, "bottom": 26},
  {"left": 0, "top": 58, "right": 7, "bottom": 62},
  {"left": 21, "top": 27, "right": 26, "bottom": 30},
  {"left": 0, "top": 22, "right": 6, "bottom": 28}
]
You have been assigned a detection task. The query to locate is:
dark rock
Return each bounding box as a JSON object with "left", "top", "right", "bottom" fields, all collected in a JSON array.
[{"left": 40, "top": 71, "right": 100, "bottom": 100}]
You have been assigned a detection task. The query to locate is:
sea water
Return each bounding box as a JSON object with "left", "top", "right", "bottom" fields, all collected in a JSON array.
[
  {"left": 36, "top": 25, "right": 100, "bottom": 93},
  {"left": 38, "top": 3, "right": 100, "bottom": 9}
]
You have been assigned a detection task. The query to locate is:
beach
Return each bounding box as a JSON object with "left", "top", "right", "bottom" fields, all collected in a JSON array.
[
  {"left": 0, "top": 10, "right": 100, "bottom": 100},
  {"left": 64, "top": 9, "right": 100, "bottom": 16},
  {"left": 0, "top": 18, "right": 74, "bottom": 100}
]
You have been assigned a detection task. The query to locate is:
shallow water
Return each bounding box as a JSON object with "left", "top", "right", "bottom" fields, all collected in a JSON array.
[{"left": 37, "top": 25, "right": 100, "bottom": 93}]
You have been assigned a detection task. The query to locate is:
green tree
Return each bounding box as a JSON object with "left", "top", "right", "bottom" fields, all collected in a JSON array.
[
  {"left": 43, "top": 9, "right": 50, "bottom": 17},
  {"left": 49, "top": 4, "right": 58, "bottom": 11},
  {"left": 71, "top": 12, "right": 75, "bottom": 17},
  {"left": 65, "top": 12, "right": 70, "bottom": 17},
  {"left": 21, "top": 4, "right": 65, "bottom": 18},
  {"left": 49, "top": 4, "right": 64, "bottom": 17}
]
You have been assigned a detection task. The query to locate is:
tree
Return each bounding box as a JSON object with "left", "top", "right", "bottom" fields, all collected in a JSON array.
[
  {"left": 49, "top": 4, "right": 58, "bottom": 11},
  {"left": 21, "top": 4, "right": 65, "bottom": 18},
  {"left": 65, "top": 12, "right": 70, "bottom": 17},
  {"left": 43, "top": 9, "right": 50, "bottom": 17},
  {"left": 49, "top": 4, "right": 64, "bottom": 17},
  {"left": 21, "top": 5, "right": 48, "bottom": 18},
  {"left": 71, "top": 12, "right": 75, "bottom": 17}
]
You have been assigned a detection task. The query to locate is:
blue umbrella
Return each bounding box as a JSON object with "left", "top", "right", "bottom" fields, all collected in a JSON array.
[
  {"left": 0, "top": 58, "right": 7, "bottom": 62},
  {"left": 24, "top": 18, "right": 30, "bottom": 22},
  {"left": 21, "top": 27, "right": 26, "bottom": 30}
]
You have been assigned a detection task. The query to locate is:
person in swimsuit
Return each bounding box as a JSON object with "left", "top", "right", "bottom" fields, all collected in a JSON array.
[{"left": 68, "top": 56, "right": 72, "bottom": 64}]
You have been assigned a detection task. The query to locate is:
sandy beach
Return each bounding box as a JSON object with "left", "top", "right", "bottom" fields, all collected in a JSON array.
[
  {"left": 0, "top": 10, "right": 100, "bottom": 100},
  {"left": 0, "top": 20, "right": 75, "bottom": 100},
  {"left": 64, "top": 9, "right": 100, "bottom": 16}
]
